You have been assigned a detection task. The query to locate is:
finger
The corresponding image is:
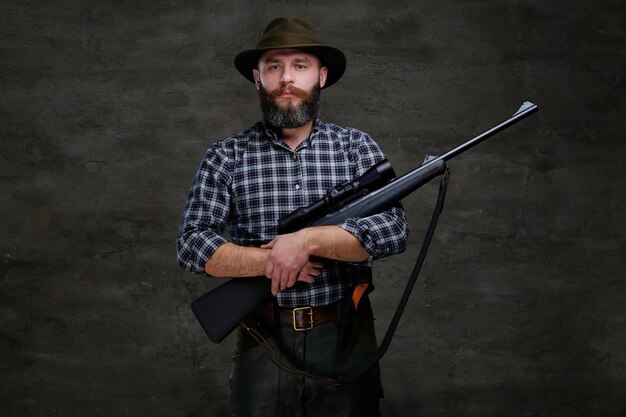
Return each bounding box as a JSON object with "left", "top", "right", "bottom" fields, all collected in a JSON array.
[
  {"left": 287, "top": 271, "right": 298, "bottom": 288},
  {"left": 297, "top": 271, "right": 316, "bottom": 283},
  {"left": 305, "top": 265, "right": 323, "bottom": 277},
  {"left": 280, "top": 271, "right": 289, "bottom": 290},
  {"left": 271, "top": 274, "right": 280, "bottom": 295},
  {"left": 309, "top": 261, "right": 324, "bottom": 271},
  {"left": 265, "top": 263, "right": 279, "bottom": 295},
  {"left": 308, "top": 262, "right": 323, "bottom": 270}
]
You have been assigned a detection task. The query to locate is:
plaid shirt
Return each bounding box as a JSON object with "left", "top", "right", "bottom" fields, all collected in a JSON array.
[{"left": 177, "top": 118, "right": 408, "bottom": 308}]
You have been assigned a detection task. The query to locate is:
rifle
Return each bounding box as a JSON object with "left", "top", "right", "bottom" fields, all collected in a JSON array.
[{"left": 191, "top": 101, "right": 539, "bottom": 344}]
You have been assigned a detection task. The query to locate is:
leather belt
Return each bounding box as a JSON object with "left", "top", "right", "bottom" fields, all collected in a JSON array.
[{"left": 255, "top": 301, "right": 339, "bottom": 332}]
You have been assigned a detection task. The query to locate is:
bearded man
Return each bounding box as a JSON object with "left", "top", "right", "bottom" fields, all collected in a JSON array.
[{"left": 177, "top": 16, "right": 408, "bottom": 417}]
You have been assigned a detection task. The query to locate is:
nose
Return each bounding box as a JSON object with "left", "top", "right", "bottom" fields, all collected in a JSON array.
[{"left": 280, "top": 67, "right": 294, "bottom": 85}]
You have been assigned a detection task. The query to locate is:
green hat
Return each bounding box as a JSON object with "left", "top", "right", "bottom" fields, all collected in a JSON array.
[{"left": 234, "top": 16, "right": 346, "bottom": 89}]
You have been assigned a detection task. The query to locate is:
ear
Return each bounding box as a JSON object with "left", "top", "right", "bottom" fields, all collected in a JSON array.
[
  {"left": 319, "top": 66, "right": 328, "bottom": 88},
  {"left": 253, "top": 69, "right": 261, "bottom": 90}
]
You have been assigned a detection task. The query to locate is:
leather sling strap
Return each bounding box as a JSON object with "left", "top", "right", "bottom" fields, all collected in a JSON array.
[
  {"left": 244, "top": 168, "right": 450, "bottom": 385},
  {"left": 339, "top": 168, "right": 449, "bottom": 383}
]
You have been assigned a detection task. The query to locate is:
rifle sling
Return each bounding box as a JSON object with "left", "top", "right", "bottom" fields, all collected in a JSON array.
[{"left": 243, "top": 168, "right": 450, "bottom": 385}]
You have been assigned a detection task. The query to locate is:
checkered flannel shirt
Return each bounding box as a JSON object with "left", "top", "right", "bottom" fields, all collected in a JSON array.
[{"left": 177, "top": 118, "right": 408, "bottom": 308}]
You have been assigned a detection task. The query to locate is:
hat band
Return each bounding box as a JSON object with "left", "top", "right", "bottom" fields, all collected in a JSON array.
[{"left": 256, "top": 33, "right": 322, "bottom": 49}]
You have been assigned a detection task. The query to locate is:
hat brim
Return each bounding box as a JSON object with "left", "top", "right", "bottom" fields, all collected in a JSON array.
[{"left": 234, "top": 44, "right": 346, "bottom": 89}]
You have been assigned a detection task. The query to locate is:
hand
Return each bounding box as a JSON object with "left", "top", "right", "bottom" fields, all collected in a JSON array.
[{"left": 261, "top": 231, "right": 323, "bottom": 295}]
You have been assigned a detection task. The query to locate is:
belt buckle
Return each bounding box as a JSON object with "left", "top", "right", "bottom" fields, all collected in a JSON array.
[{"left": 292, "top": 306, "right": 314, "bottom": 332}]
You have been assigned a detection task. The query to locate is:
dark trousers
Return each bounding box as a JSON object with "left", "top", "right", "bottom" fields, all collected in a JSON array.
[{"left": 229, "top": 299, "right": 383, "bottom": 417}]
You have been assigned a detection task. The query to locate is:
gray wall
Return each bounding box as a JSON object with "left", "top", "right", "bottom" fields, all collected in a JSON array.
[{"left": 2, "top": 1, "right": 624, "bottom": 416}]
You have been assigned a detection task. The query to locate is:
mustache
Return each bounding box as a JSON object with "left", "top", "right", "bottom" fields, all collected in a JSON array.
[{"left": 267, "top": 85, "right": 309, "bottom": 99}]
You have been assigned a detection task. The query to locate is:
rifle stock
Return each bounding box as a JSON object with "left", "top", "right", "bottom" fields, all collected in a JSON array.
[
  {"left": 191, "top": 277, "right": 270, "bottom": 343},
  {"left": 191, "top": 101, "right": 539, "bottom": 343}
]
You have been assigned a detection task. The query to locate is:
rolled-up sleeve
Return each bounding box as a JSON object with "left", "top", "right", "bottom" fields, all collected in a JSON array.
[
  {"left": 176, "top": 146, "right": 231, "bottom": 274},
  {"left": 339, "top": 205, "right": 408, "bottom": 259},
  {"left": 338, "top": 131, "right": 409, "bottom": 259}
]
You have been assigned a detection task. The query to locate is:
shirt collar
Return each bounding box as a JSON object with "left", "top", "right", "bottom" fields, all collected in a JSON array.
[{"left": 262, "top": 117, "right": 325, "bottom": 151}]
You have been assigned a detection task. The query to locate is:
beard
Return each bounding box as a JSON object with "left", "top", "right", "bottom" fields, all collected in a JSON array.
[{"left": 258, "top": 82, "right": 321, "bottom": 129}]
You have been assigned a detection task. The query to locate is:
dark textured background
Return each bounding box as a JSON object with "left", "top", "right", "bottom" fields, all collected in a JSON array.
[{"left": 2, "top": 1, "right": 625, "bottom": 416}]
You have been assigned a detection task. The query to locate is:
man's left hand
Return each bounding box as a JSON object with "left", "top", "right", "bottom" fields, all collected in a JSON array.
[{"left": 262, "top": 231, "right": 320, "bottom": 295}]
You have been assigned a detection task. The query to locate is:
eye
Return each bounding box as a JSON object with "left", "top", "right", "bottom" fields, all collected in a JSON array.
[{"left": 295, "top": 64, "right": 307, "bottom": 70}]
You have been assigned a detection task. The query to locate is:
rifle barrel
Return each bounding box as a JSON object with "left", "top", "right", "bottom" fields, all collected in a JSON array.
[
  {"left": 437, "top": 101, "right": 538, "bottom": 163},
  {"left": 313, "top": 101, "right": 538, "bottom": 227}
]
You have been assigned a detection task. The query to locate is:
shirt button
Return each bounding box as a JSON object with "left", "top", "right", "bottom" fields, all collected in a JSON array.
[
  {"left": 292, "top": 153, "right": 297, "bottom": 160},
  {"left": 295, "top": 184, "right": 301, "bottom": 190}
]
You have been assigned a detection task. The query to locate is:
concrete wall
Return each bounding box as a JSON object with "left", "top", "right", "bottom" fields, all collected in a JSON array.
[{"left": 2, "top": 0, "right": 624, "bottom": 416}]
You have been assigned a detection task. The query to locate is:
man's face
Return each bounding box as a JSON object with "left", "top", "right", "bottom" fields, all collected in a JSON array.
[
  {"left": 253, "top": 49, "right": 328, "bottom": 128},
  {"left": 254, "top": 49, "right": 327, "bottom": 101}
]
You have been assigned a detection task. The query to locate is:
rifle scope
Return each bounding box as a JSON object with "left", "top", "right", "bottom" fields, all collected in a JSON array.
[{"left": 278, "top": 159, "right": 396, "bottom": 233}]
